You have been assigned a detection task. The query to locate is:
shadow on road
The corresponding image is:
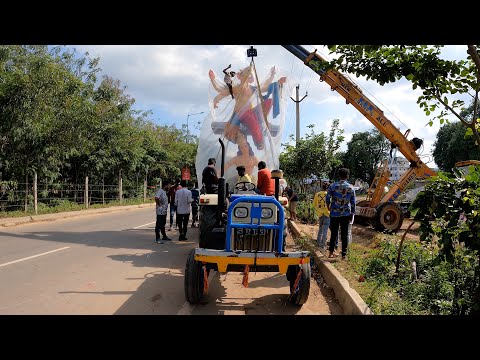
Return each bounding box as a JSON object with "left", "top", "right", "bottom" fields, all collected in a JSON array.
[
  {"left": 57, "top": 267, "right": 189, "bottom": 314},
  {"left": 246, "top": 273, "right": 287, "bottom": 289},
  {"left": 242, "top": 294, "right": 301, "bottom": 315},
  {"left": 0, "top": 227, "right": 200, "bottom": 314},
  {"left": 0, "top": 227, "right": 194, "bottom": 251},
  {"left": 2, "top": 225, "right": 332, "bottom": 315},
  {"left": 190, "top": 271, "right": 302, "bottom": 315}
]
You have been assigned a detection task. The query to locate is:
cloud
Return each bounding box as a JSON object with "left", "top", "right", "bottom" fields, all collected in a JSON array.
[
  {"left": 67, "top": 45, "right": 472, "bottom": 168},
  {"left": 71, "top": 45, "right": 303, "bottom": 116}
]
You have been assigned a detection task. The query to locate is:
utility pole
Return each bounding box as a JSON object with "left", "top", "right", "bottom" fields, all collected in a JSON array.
[
  {"left": 186, "top": 111, "right": 204, "bottom": 144},
  {"left": 290, "top": 84, "right": 307, "bottom": 144}
]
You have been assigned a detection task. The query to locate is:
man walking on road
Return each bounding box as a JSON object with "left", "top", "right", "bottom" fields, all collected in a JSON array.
[
  {"left": 168, "top": 178, "right": 182, "bottom": 231},
  {"left": 175, "top": 179, "right": 193, "bottom": 241},
  {"left": 155, "top": 180, "right": 171, "bottom": 244},
  {"left": 190, "top": 182, "right": 200, "bottom": 227}
]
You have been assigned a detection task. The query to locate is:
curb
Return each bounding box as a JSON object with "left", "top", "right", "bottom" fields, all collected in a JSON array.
[
  {"left": 0, "top": 203, "right": 155, "bottom": 228},
  {"left": 288, "top": 219, "right": 373, "bottom": 315}
]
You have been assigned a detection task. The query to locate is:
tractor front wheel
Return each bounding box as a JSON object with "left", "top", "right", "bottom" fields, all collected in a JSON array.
[{"left": 287, "top": 262, "right": 311, "bottom": 306}]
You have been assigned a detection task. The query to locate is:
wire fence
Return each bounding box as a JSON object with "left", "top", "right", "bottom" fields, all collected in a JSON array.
[{"left": 0, "top": 178, "right": 159, "bottom": 214}]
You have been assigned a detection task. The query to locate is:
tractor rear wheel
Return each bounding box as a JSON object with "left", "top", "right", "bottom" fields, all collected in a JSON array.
[
  {"left": 199, "top": 205, "right": 218, "bottom": 248},
  {"left": 184, "top": 248, "right": 208, "bottom": 304}
]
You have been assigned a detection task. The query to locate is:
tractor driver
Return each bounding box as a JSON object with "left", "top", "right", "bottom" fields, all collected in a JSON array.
[{"left": 236, "top": 165, "right": 252, "bottom": 184}]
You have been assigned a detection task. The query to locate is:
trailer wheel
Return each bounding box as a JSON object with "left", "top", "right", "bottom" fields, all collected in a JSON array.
[
  {"left": 184, "top": 249, "right": 208, "bottom": 304},
  {"left": 375, "top": 202, "right": 404, "bottom": 233},
  {"left": 199, "top": 205, "right": 218, "bottom": 248},
  {"left": 287, "top": 262, "right": 311, "bottom": 306}
]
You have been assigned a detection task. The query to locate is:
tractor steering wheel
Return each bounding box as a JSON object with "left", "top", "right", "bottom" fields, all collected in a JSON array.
[{"left": 234, "top": 181, "right": 256, "bottom": 192}]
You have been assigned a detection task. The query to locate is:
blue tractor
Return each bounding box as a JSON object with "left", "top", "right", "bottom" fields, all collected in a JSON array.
[{"left": 184, "top": 139, "right": 311, "bottom": 306}]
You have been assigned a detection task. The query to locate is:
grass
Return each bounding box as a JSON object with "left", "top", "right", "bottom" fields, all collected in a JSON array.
[
  {"left": 0, "top": 198, "right": 154, "bottom": 218},
  {"left": 330, "top": 235, "right": 429, "bottom": 314},
  {"left": 326, "top": 241, "right": 383, "bottom": 310},
  {"left": 292, "top": 223, "right": 427, "bottom": 314}
]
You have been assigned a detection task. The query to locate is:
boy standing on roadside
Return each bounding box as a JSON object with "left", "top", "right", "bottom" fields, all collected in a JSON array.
[{"left": 313, "top": 182, "right": 330, "bottom": 252}]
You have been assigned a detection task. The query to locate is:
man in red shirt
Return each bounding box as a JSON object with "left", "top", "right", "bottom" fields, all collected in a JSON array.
[{"left": 256, "top": 161, "right": 275, "bottom": 196}]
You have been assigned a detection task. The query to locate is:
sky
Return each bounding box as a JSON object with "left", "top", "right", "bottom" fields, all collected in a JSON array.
[{"left": 67, "top": 45, "right": 472, "bottom": 169}]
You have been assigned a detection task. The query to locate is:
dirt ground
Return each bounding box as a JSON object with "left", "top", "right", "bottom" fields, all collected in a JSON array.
[
  {"left": 296, "top": 218, "right": 420, "bottom": 250},
  {"left": 293, "top": 217, "right": 421, "bottom": 308},
  {"left": 285, "top": 225, "right": 343, "bottom": 315}
]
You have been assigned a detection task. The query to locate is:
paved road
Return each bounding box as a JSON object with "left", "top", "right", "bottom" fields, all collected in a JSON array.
[{"left": 0, "top": 207, "right": 341, "bottom": 315}]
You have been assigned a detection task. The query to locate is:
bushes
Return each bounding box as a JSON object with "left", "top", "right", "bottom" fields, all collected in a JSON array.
[
  {"left": 348, "top": 235, "right": 480, "bottom": 315},
  {"left": 346, "top": 166, "right": 480, "bottom": 314},
  {"left": 409, "top": 166, "right": 480, "bottom": 314},
  {"left": 296, "top": 200, "right": 317, "bottom": 224}
]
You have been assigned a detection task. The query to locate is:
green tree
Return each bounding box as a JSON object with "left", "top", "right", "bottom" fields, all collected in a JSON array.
[
  {"left": 433, "top": 121, "right": 480, "bottom": 172},
  {"left": 280, "top": 119, "right": 344, "bottom": 192},
  {"left": 342, "top": 129, "right": 390, "bottom": 183},
  {"left": 410, "top": 167, "right": 480, "bottom": 314},
  {"left": 0, "top": 44, "right": 199, "bottom": 211},
  {"left": 0, "top": 45, "right": 99, "bottom": 183},
  {"left": 317, "top": 45, "right": 480, "bottom": 146}
]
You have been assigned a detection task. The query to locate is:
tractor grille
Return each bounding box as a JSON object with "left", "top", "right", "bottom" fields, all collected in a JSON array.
[{"left": 232, "top": 228, "right": 278, "bottom": 252}]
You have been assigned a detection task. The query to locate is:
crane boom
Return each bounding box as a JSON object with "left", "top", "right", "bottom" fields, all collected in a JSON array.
[{"left": 282, "top": 45, "right": 436, "bottom": 230}]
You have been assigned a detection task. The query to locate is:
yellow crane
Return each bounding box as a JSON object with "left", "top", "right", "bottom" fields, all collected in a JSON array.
[{"left": 282, "top": 45, "right": 438, "bottom": 232}]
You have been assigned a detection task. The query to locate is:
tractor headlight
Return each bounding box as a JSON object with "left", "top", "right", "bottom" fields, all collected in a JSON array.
[
  {"left": 234, "top": 207, "right": 248, "bottom": 218},
  {"left": 261, "top": 208, "right": 273, "bottom": 219}
]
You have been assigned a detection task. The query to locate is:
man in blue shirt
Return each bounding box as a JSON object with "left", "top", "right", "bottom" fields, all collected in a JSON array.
[{"left": 326, "top": 168, "right": 356, "bottom": 260}]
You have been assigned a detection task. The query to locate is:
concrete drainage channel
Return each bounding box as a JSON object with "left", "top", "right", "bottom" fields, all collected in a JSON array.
[
  {"left": 0, "top": 203, "right": 155, "bottom": 228},
  {"left": 288, "top": 219, "right": 373, "bottom": 315}
]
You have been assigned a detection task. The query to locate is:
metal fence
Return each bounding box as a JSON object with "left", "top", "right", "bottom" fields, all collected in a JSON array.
[{"left": 0, "top": 176, "right": 158, "bottom": 214}]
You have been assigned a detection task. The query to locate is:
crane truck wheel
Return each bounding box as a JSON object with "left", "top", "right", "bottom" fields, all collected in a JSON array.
[
  {"left": 287, "top": 263, "right": 311, "bottom": 306},
  {"left": 199, "top": 205, "right": 218, "bottom": 248},
  {"left": 184, "top": 248, "right": 209, "bottom": 304},
  {"left": 375, "top": 202, "right": 404, "bottom": 233}
]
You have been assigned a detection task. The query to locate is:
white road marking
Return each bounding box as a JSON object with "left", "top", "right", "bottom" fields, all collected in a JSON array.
[
  {"left": 133, "top": 221, "right": 156, "bottom": 229},
  {"left": 0, "top": 246, "right": 70, "bottom": 268},
  {"left": 177, "top": 270, "right": 216, "bottom": 315}
]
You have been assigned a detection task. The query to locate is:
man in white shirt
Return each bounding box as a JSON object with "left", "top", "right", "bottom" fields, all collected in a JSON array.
[
  {"left": 175, "top": 179, "right": 193, "bottom": 241},
  {"left": 155, "top": 180, "right": 171, "bottom": 244}
]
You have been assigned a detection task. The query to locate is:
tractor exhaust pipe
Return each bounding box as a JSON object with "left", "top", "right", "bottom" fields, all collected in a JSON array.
[
  {"left": 219, "top": 138, "right": 225, "bottom": 177},
  {"left": 271, "top": 169, "right": 283, "bottom": 201},
  {"left": 217, "top": 139, "right": 226, "bottom": 224}
]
